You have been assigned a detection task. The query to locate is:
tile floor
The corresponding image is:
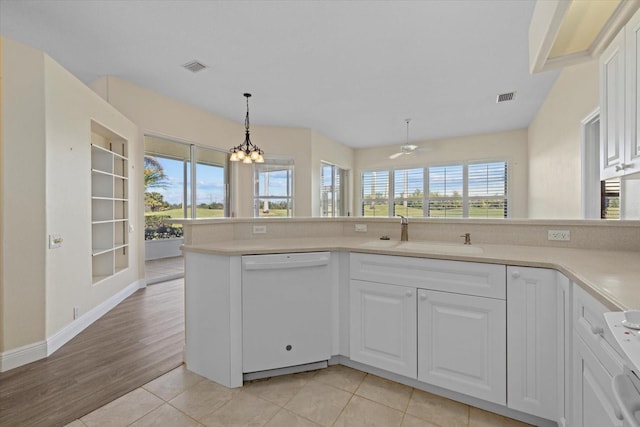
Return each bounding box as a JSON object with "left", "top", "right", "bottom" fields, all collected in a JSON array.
[
  {"left": 145, "top": 256, "right": 184, "bottom": 285},
  {"left": 65, "top": 364, "right": 532, "bottom": 427}
]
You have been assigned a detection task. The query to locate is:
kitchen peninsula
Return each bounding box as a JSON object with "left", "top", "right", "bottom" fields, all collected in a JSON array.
[{"left": 175, "top": 217, "right": 640, "bottom": 427}]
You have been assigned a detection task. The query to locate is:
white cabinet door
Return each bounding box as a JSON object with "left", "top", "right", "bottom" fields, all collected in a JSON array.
[
  {"left": 417, "top": 289, "right": 506, "bottom": 405},
  {"left": 626, "top": 9, "right": 640, "bottom": 175},
  {"left": 350, "top": 279, "right": 417, "bottom": 378},
  {"left": 574, "top": 337, "right": 623, "bottom": 427},
  {"left": 600, "top": 29, "right": 626, "bottom": 180},
  {"left": 507, "top": 266, "right": 559, "bottom": 420}
]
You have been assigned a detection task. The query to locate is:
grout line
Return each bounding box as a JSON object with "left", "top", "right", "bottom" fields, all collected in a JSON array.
[{"left": 330, "top": 392, "right": 355, "bottom": 427}]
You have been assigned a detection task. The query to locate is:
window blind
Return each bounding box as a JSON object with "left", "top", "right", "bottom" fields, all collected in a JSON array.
[{"left": 468, "top": 161, "right": 508, "bottom": 218}]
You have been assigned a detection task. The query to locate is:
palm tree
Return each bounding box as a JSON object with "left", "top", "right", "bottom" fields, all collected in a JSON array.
[{"left": 144, "top": 156, "right": 168, "bottom": 190}]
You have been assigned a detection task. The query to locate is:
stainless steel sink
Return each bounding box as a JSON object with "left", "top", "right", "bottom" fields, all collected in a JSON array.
[{"left": 397, "top": 241, "right": 483, "bottom": 254}]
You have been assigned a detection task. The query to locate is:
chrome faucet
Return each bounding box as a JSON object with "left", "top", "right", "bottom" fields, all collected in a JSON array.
[
  {"left": 460, "top": 233, "right": 471, "bottom": 245},
  {"left": 400, "top": 215, "right": 409, "bottom": 241}
]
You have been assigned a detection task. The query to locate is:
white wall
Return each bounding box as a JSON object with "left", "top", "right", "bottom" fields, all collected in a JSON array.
[
  {"left": 527, "top": 60, "right": 599, "bottom": 218},
  {"left": 353, "top": 129, "right": 529, "bottom": 218},
  {"left": 1, "top": 37, "right": 141, "bottom": 353}
]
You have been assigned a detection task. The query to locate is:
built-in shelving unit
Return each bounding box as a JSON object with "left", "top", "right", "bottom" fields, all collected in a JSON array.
[{"left": 91, "top": 121, "right": 129, "bottom": 284}]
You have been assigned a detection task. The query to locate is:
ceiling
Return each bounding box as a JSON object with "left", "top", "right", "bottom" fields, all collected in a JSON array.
[{"left": 0, "top": 0, "right": 560, "bottom": 148}]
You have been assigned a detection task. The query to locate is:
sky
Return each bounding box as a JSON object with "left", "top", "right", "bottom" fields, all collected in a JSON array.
[{"left": 149, "top": 156, "right": 291, "bottom": 205}]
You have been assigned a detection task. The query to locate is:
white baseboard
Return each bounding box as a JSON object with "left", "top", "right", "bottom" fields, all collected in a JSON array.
[
  {"left": 0, "top": 279, "right": 145, "bottom": 372},
  {"left": 47, "top": 279, "right": 146, "bottom": 355},
  {"left": 0, "top": 341, "right": 47, "bottom": 372}
]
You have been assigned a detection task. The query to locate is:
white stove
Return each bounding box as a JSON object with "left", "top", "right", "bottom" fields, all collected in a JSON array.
[{"left": 605, "top": 311, "right": 640, "bottom": 427}]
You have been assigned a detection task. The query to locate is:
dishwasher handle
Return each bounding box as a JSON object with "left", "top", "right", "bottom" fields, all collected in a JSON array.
[
  {"left": 612, "top": 374, "right": 640, "bottom": 427},
  {"left": 243, "top": 254, "right": 330, "bottom": 271}
]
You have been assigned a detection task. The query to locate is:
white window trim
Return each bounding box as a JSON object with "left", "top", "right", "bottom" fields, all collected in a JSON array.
[{"left": 360, "top": 160, "right": 510, "bottom": 218}]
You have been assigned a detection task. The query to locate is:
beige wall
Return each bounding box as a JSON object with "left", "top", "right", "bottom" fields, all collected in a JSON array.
[
  {"left": 1, "top": 37, "right": 47, "bottom": 352},
  {"left": 1, "top": 37, "right": 140, "bottom": 353},
  {"left": 528, "top": 60, "right": 599, "bottom": 218},
  {"left": 353, "top": 129, "right": 529, "bottom": 218},
  {"left": 311, "top": 130, "right": 355, "bottom": 216},
  {"left": 90, "top": 76, "right": 354, "bottom": 218},
  {"left": 43, "top": 58, "right": 141, "bottom": 336}
]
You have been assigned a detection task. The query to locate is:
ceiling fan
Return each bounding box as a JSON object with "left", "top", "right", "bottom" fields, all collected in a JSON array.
[{"left": 389, "top": 119, "right": 418, "bottom": 159}]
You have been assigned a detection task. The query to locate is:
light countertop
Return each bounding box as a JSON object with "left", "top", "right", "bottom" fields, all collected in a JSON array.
[{"left": 181, "top": 237, "right": 640, "bottom": 311}]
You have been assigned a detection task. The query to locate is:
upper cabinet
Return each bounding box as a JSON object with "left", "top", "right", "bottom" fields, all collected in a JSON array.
[
  {"left": 600, "top": 9, "right": 640, "bottom": 180},
  {"left": 529, "top": 0, "right": 639, "bottom": 73}
]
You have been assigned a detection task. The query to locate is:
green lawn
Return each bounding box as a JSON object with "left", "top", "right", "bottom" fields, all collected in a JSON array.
[
  {"left": 145, "top": 207, "right": 225, "bottom": 219},
  {"left": 363, "top": 204, "right": 505, "bottom": 218}
]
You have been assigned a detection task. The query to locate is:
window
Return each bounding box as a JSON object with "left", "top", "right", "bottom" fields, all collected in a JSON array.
[
  {"left": 361, "top": 161, "right": 508, "bottom": 218},
  {"left": 467, "top": 161, "right": 508, "bottom": 218},
  {"left": 428, "top": 165, "right": 463, "bottom": 218},
  {"left": 394, "top": 168, "right": 424, "bottom": 217},
  {"left": 321, "top": 162, "right": 349, "bottom": 217},
  {"left": 361, "top": 170, "right": 390, "bottom": 216},
  {"left": 144, "top": 136, "right": 229, "bottom": 240},
  {"left": 601, "top": 178, "right": 620, "bottom": 219},
  {"left": 254, "top": 158, "right": 294, "bottom": 217}
]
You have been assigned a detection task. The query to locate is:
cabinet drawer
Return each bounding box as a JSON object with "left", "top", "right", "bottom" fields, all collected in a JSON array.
[
  {"left": 573, "top": 285, "right": 624, "bottom": 376},
  {"left": 350, "top": 253, "right": 505, "bottom": 299}
]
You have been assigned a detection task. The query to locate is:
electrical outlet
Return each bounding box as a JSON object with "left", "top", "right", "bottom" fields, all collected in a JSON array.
[
  {"left": 355, "top": 224, "right": 367, "bottom": 232},
  {"left": 73, "top": 306, "right": 79, "bottom": 320},
  {"left": 253, "top": 225, "right": 267, "bottom": 234},
  {"left": 548, "top": 230, "right": 570, "bottom": 241},
  {"left": 49, "top": 234, "right": 63, "bottom": 249}
]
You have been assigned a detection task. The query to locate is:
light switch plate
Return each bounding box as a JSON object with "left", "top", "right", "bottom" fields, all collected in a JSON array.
[
  {"left": 253, "top": 225, "right": 267, "bottom": 234},
  {"left": 548, "top": 230, "right": 570, "bottom": 241},
  {"left": 355, "top": 224, "right": 367, "bottom": 232}
]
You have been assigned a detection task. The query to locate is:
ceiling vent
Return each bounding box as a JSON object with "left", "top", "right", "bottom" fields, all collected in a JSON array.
[
  {"left": 182, "top": 60, "right": 208, "bottom": 73},
  {"left": 496, "top": 91, "right": 516, "bottom": 103}
]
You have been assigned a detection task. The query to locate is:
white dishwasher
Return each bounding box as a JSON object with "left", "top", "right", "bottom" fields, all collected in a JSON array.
[{"left": 242, "top": 252, "right": 332, "bottom": 374}]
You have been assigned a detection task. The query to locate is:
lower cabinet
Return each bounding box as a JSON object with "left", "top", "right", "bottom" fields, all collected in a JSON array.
[
  {"left": 417, "top": 289, "right": 506, "bottom": 405},
  {"left": 572, "top": 285, "right": 624, "bottom": 427},
  {"left": 574, "top": 337, "right": 623, "bottom": 427},
  {"left": 350, "top": 279, "right": 417, "bottom": 378},
  {"left": 349, "top": 254, "right": 507, "bottom": 404},
  {"left": 506, "top": 266, "right": 561, "bottom": 420}
]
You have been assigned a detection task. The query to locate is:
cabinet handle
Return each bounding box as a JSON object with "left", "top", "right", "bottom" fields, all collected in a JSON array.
[
  {"left": 591, "top": 325, "right": 604, "bottom": 336},
  {"left": 405, "top": 290, "right": 413, "bottom": 298},
  {"left": 511, "top": 271, "right": 520, "bottom": 279},
  {"left": 615, "top": 163, "right": 628, "bottom": 172},
  {"left": 419, "top": 293, "right": 428, "bottom": 301}
]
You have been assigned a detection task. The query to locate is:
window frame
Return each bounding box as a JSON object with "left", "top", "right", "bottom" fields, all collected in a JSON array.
[
  {"left": 253, "top": 157, "right": 295, "bottom": 218},
  {"left": 360, "top": 160, "right": 510, "bottom": 219},
  {"left": 320, "top": 161, "right": 350, "bottom": 217}
]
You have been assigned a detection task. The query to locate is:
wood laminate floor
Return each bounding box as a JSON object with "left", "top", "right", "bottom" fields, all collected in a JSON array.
[{"left": 0, "top": 279, "right": 185, "bottom": 427}]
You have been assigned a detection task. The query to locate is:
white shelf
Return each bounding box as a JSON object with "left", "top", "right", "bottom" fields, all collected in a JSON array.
[
  {"left": 91, "top": 219, "right": 128, "bottom": 225},
  {"left": 91, "top": 122, "right": 129, "bottom": 282}
]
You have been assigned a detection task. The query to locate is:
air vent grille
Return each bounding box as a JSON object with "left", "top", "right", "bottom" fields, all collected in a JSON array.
[
  {"left": 183, "top": 60, "right": 208, "bottom": 73},
  {"left": 496, "top": 91, "right": 516, "bottom": 103}
]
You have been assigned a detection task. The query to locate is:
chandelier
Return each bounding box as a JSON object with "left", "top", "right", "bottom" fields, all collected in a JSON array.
[{"left": 229, "top": 93, "right": 264, "bottom": 163}]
